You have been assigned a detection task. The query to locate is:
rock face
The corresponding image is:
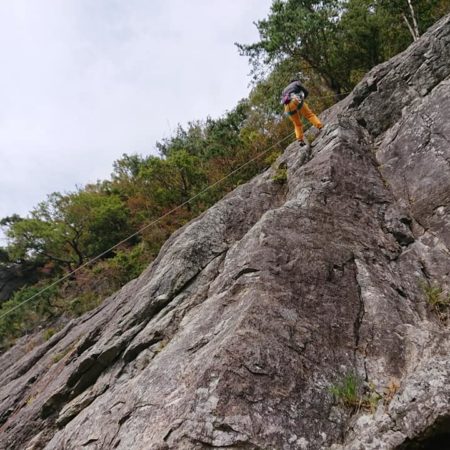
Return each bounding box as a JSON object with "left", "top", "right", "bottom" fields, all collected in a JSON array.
[{"left": 1, "top": 16, "right": 450, "bottom": 450}]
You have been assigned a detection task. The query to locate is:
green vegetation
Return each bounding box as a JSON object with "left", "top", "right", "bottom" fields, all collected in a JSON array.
[
  {"left": 329, "top": 373, "right": 382, "bottom": 412},
  {"left": 42, "top": 327, "right": 58, "bottom": 341},
  {"left": 0, "top": 283, "right": 59, "bottom": 350},
  {"left": 329, "top": 372, "right": 362, "bottom": 408},
  {"left": 272, "top": 165, "right": 288, "bottom": 184},
  {"left": 1, "top": 1, "right": 449, "bottom": 350},
  {"left": 272, "top": 167, "right": 288, "bottom": 184},
  {"left": 237, "top": 0, "right": 449, "bottom": 98},
  {"left": 330, "top": 374, "right": 401, "bottom": 413},
  {"left": 422, "top": 282, "right": 450, "bottom": 323}
]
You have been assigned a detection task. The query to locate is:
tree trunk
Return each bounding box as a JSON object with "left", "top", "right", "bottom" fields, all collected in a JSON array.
[
  {"left": 407, "top": 0, "right": 420, "bottom": 39},
  {"left": 403, "top": 0, "right": 420, "bottom": 41}
]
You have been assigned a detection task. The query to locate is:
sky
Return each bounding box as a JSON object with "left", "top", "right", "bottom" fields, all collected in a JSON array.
[{"left": 0, "top": 0, "right": 272, "bottom": 239}]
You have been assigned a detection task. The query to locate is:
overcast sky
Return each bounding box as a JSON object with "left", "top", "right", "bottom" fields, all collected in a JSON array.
[{"left": 0, "top": 0, "right": 272, "bottom": 234}]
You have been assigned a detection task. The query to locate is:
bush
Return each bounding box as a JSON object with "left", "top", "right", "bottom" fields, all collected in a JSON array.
[
  {"left": 0, "top": 282, "right": 58, "bottom": 350},
  {"left": 67, "top": 292, "right": 102, "bottom": 317},
  {"left": 107, "top": 243, "right": 150, "bottom": 283}
]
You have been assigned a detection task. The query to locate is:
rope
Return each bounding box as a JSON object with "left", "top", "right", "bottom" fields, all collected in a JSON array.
[
  {"left": 0, "top": 132, "right": 296, "bottom": 321},
  {"left": 0, "top": 90, "right": 352, "bottom": 321}
]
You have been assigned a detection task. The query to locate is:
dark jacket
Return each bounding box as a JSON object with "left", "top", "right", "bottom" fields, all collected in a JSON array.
[{"left": 281, "top": 80, "right": 309, "bottom": 100}]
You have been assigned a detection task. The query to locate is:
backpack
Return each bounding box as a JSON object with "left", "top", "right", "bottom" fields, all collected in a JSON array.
[
  {"left": 281, "top": 91, "right": 305, "bottom": 106},
  {"left": 281, "top": 93, "right": 291, "bottom": 105}
]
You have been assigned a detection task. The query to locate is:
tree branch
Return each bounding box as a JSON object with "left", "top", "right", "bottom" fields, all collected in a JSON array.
[
  {"left": 402, "top": 13, "right": 418, "bottom": 41},
  {"left": 406, "top": 0, "right": 420, "bottom": 40}
]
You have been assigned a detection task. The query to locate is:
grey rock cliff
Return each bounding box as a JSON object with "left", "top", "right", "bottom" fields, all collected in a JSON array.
[{"left": 1, "top": 15, "right": 450, "bottom": 450}]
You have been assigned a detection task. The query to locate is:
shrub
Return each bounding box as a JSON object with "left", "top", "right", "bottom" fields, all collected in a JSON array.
[
  {"left": 107, "top": 243, "right": 150, "bottom": 283},
  {"left": 67, "top": 292, "right": 102, "bottom": 317},
  {"left": 0, "top": 282, "right": 58, "bottom": 350}
]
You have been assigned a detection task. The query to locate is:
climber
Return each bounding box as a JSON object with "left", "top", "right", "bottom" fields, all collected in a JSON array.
[{"left": 281, "top": 75, "right": 323, "bottom": 146}]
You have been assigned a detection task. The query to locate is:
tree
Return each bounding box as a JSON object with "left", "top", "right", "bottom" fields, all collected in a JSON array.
[
  {"left": 2, "top": 191, "right": 131, "bottom": 270},
  {"left": 378, "top": 0, "right": 450, "bottom": 41},
  {"left": 156, "top": 122, "right": 207, "bottom": 158},
  {"left": 237, "top": 0, "right": 450, "bottom": 96},
  {"left": 112, "top": 153, "right": 146, "bottom": 182},
  {"left": 236, "top": 0, "right": 347, "bottom": 96},
  {"left": 138, "top": 150, "right": 207, "bottom": 213}
]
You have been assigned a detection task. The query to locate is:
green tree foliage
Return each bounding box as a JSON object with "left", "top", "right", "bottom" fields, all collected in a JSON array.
[
  {"left": 379, "top": 0, "right": 449, "bottom": 37},
  {"left": 156, "top": 122, "right": 208, "bottom": 158},
  {"left": 2, "top": 190, "right": 131, "bottom": 270},
  {"left": 369, "top": 0, "right": 449, "bottom": 57},
  {"left": 237, "top": 0, "right": 450, "bottom": 95},
  {"left": 339, "top": 0, "right": 385, "bottom": 84},
  {"left": 237, "top": 0, "right": 347, "bottom": 95},
  {"left": 138, "top": 151, "right": 207, "bottom": 212}
]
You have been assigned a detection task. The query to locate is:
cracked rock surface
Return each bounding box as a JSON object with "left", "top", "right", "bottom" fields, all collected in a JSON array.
[{"left": 1, "top": 15, "right": 450, "bottom": 450}]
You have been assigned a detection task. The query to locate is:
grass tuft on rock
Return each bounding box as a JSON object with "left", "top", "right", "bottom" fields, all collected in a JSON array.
[
  {"left": 329, "top": 373, "right": 382, "bottom": 413},
  {"left": 421, "top": 282, "right": 450, "bottom": 323}
]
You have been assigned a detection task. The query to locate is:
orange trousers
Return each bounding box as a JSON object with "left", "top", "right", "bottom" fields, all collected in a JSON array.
[{"left": 285, "top": 101, "right": 323, "bottom": 140}]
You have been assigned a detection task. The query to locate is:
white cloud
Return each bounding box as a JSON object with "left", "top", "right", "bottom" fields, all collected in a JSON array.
[{"left": 0, "top": 0, "right": 272, "bottom": 221}]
